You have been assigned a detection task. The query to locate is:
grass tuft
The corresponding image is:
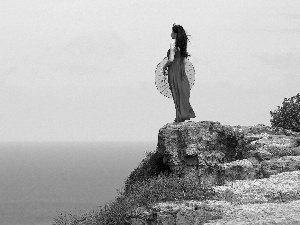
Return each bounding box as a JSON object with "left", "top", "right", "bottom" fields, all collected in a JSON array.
[{"left": 52, "top": 172, "right": 215, "bottom": 225}]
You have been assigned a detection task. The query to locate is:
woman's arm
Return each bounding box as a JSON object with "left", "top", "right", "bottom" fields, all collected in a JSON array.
[
  {"left": 163, "top": 42, "right": 175, "bottom": 69},
  {"left": 163, "top": 60, "right": 172, "bottom": 69}
]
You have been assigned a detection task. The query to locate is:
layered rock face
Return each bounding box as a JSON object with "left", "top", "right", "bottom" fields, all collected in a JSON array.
[
  {"left": 128, "top": 121, "right": 300, "bottom": 225},
  {"left": 157, "top": 121, "right": 300, "bottom": 186}
]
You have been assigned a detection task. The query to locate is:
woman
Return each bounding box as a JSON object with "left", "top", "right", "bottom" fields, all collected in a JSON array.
[{"left": 163, "top": 24, "right": 196, "bottom": 123}]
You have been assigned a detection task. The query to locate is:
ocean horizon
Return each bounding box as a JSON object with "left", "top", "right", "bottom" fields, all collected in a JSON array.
[{"left": 0, "top": 141, "right": 156, "bottom": 225}]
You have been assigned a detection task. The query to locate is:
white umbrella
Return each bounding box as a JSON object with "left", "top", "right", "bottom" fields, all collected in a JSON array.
[{"left": 155, "top": 57, "right": 195, "bottom": 98}]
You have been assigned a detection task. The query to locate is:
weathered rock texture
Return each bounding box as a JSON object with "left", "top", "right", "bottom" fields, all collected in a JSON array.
[
  {"left": 128, "top": 121, "right": 300, "bottom": 224},
  {"left": 156, "top": 121, "right": 300, "bottom": 185}
]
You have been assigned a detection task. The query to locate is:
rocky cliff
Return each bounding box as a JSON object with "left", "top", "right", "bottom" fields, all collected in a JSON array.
[{"left": 127, "top": 121, "right": 300, "bottom": 225}]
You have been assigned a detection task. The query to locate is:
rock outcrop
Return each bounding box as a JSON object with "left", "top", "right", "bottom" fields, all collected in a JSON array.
[
  {"left": 156, "top": 121, "right": 300, "bottom": 185},
  {"left": 127, "top": 121, "right": 300, "bottom": 224}
]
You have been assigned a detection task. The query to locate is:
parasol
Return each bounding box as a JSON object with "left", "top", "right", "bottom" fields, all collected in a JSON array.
[{"left": 155, "top": 57, "right": 195, "bottom": 98}]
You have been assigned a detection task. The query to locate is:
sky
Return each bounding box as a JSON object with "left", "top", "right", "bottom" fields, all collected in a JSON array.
[{"left": 0, "top": 0, "right": 299, "bottom": 142}]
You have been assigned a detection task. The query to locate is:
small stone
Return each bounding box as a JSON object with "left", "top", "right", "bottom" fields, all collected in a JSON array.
[
  {"left": 255, "top": 148, "right": 272, "bottom": 160},
  {"left": 293, "top": 147, "right": 300, "bottom": 156}
]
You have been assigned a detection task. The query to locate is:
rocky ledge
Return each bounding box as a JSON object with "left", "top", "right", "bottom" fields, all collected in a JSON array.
[{"left": 127, "top": 121, "right": 300, "bottom": 225}]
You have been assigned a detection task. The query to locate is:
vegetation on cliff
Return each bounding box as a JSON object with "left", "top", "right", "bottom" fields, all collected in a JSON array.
[
  {"left": 52, "top": 122, "right": 252, "bottom": 224},
  {"left": 270, "top": 93, "right": 300, "bottom": 132},
  {"left": 53, "top": 166, "right": 215, "bottom": 225},
  {"left": 52, "top": 93, "right": 300, "bottom": 224}
]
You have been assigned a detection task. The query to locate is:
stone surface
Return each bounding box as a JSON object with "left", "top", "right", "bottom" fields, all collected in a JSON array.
[
  {"left": 130, "top": 218, "right": 147, "bottom": 225},
  {"left": 204, "top": 200, "right": 300, "bottom": 225},
  {"left": 261, "top": 155, "right": 300, "bottom": 177},
  {"left": 233, "top": 124, "right": 300, "bottom": 136},
  {"left": 254, "top": 148, "right": 273, "bottom": 160},
  {"left": 152, "top": 200, "right": 229, "bottom": 225},
  {"left": 127, "top": 121, "right": 300, "bottom": 224},
  {"left": 221, "top": 159, "right": 257, "bottom": 182},
  {"left": 157, "top": 121, "right": 247, "bottom": 185},
  {"left": 214, "top": 171, "right": 300, "bottom": 204},
  {"left": 154, "top": 121, "right": 300, "bottom": 186},
  {"left": 294, "top": 147, "right": 300, "bottom": 155},
  {"left": 156, "top": 214, "right": 175, "bottom": 225},
  {"left": 129, "top": 172, "right": 300, "bottom": 224}
]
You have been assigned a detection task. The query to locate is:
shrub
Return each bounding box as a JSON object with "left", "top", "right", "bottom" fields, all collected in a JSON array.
[
  {"left": 124, "top": 150, "right": 171, "bottom": 193},
  {"left": 270, "top": 93, "right": 300, "bottom": 132},
  {"left": 52, "top": 173, "right": 215, "bottom": 225},
  {"left": 125, "top": 173, "right": 215, "bottom": 207}
]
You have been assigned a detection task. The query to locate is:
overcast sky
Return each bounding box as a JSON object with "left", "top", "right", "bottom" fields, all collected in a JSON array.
[{"left": 0, "top": 0, "right": 299, "bottom": 142}]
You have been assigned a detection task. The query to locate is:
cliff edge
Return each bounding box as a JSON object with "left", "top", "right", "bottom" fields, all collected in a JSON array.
[{"left": 127, "top": 121, "right": 300, "bottom": 225}]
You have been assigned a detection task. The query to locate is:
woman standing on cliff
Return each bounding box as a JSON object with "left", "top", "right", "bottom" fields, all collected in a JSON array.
[{"left": 163, "top": 24, "right": 196, "bottom": 123}]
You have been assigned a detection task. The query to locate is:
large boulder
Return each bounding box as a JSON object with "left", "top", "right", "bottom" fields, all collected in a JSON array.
[
  {"left": 156, "top": 121, "right": 247, "bottom": 186},
  {"left": 126, "top": 121, "right": 300, "bottom": 189},
  {"left": 126, "top": 121, "right": 300, "bottom": 224}
]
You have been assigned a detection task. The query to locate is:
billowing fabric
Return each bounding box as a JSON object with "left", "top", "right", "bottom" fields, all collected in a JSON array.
[{"left": 167, "top": 48, "right": 196, "bottom": 122}]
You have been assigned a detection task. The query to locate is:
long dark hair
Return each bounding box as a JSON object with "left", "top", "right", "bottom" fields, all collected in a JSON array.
[{"left": 172, "top": 23, "right": 191, "bottom": 58}]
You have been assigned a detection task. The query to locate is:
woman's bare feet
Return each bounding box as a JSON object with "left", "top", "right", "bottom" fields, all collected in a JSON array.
[{"left": 174, "top": 118, "right": 186, "bottom": 123}]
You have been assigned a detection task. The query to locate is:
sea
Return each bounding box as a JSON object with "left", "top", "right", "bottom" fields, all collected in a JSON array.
[{"left": 0, "top": 141, "right": 156, "bottom": 225}]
